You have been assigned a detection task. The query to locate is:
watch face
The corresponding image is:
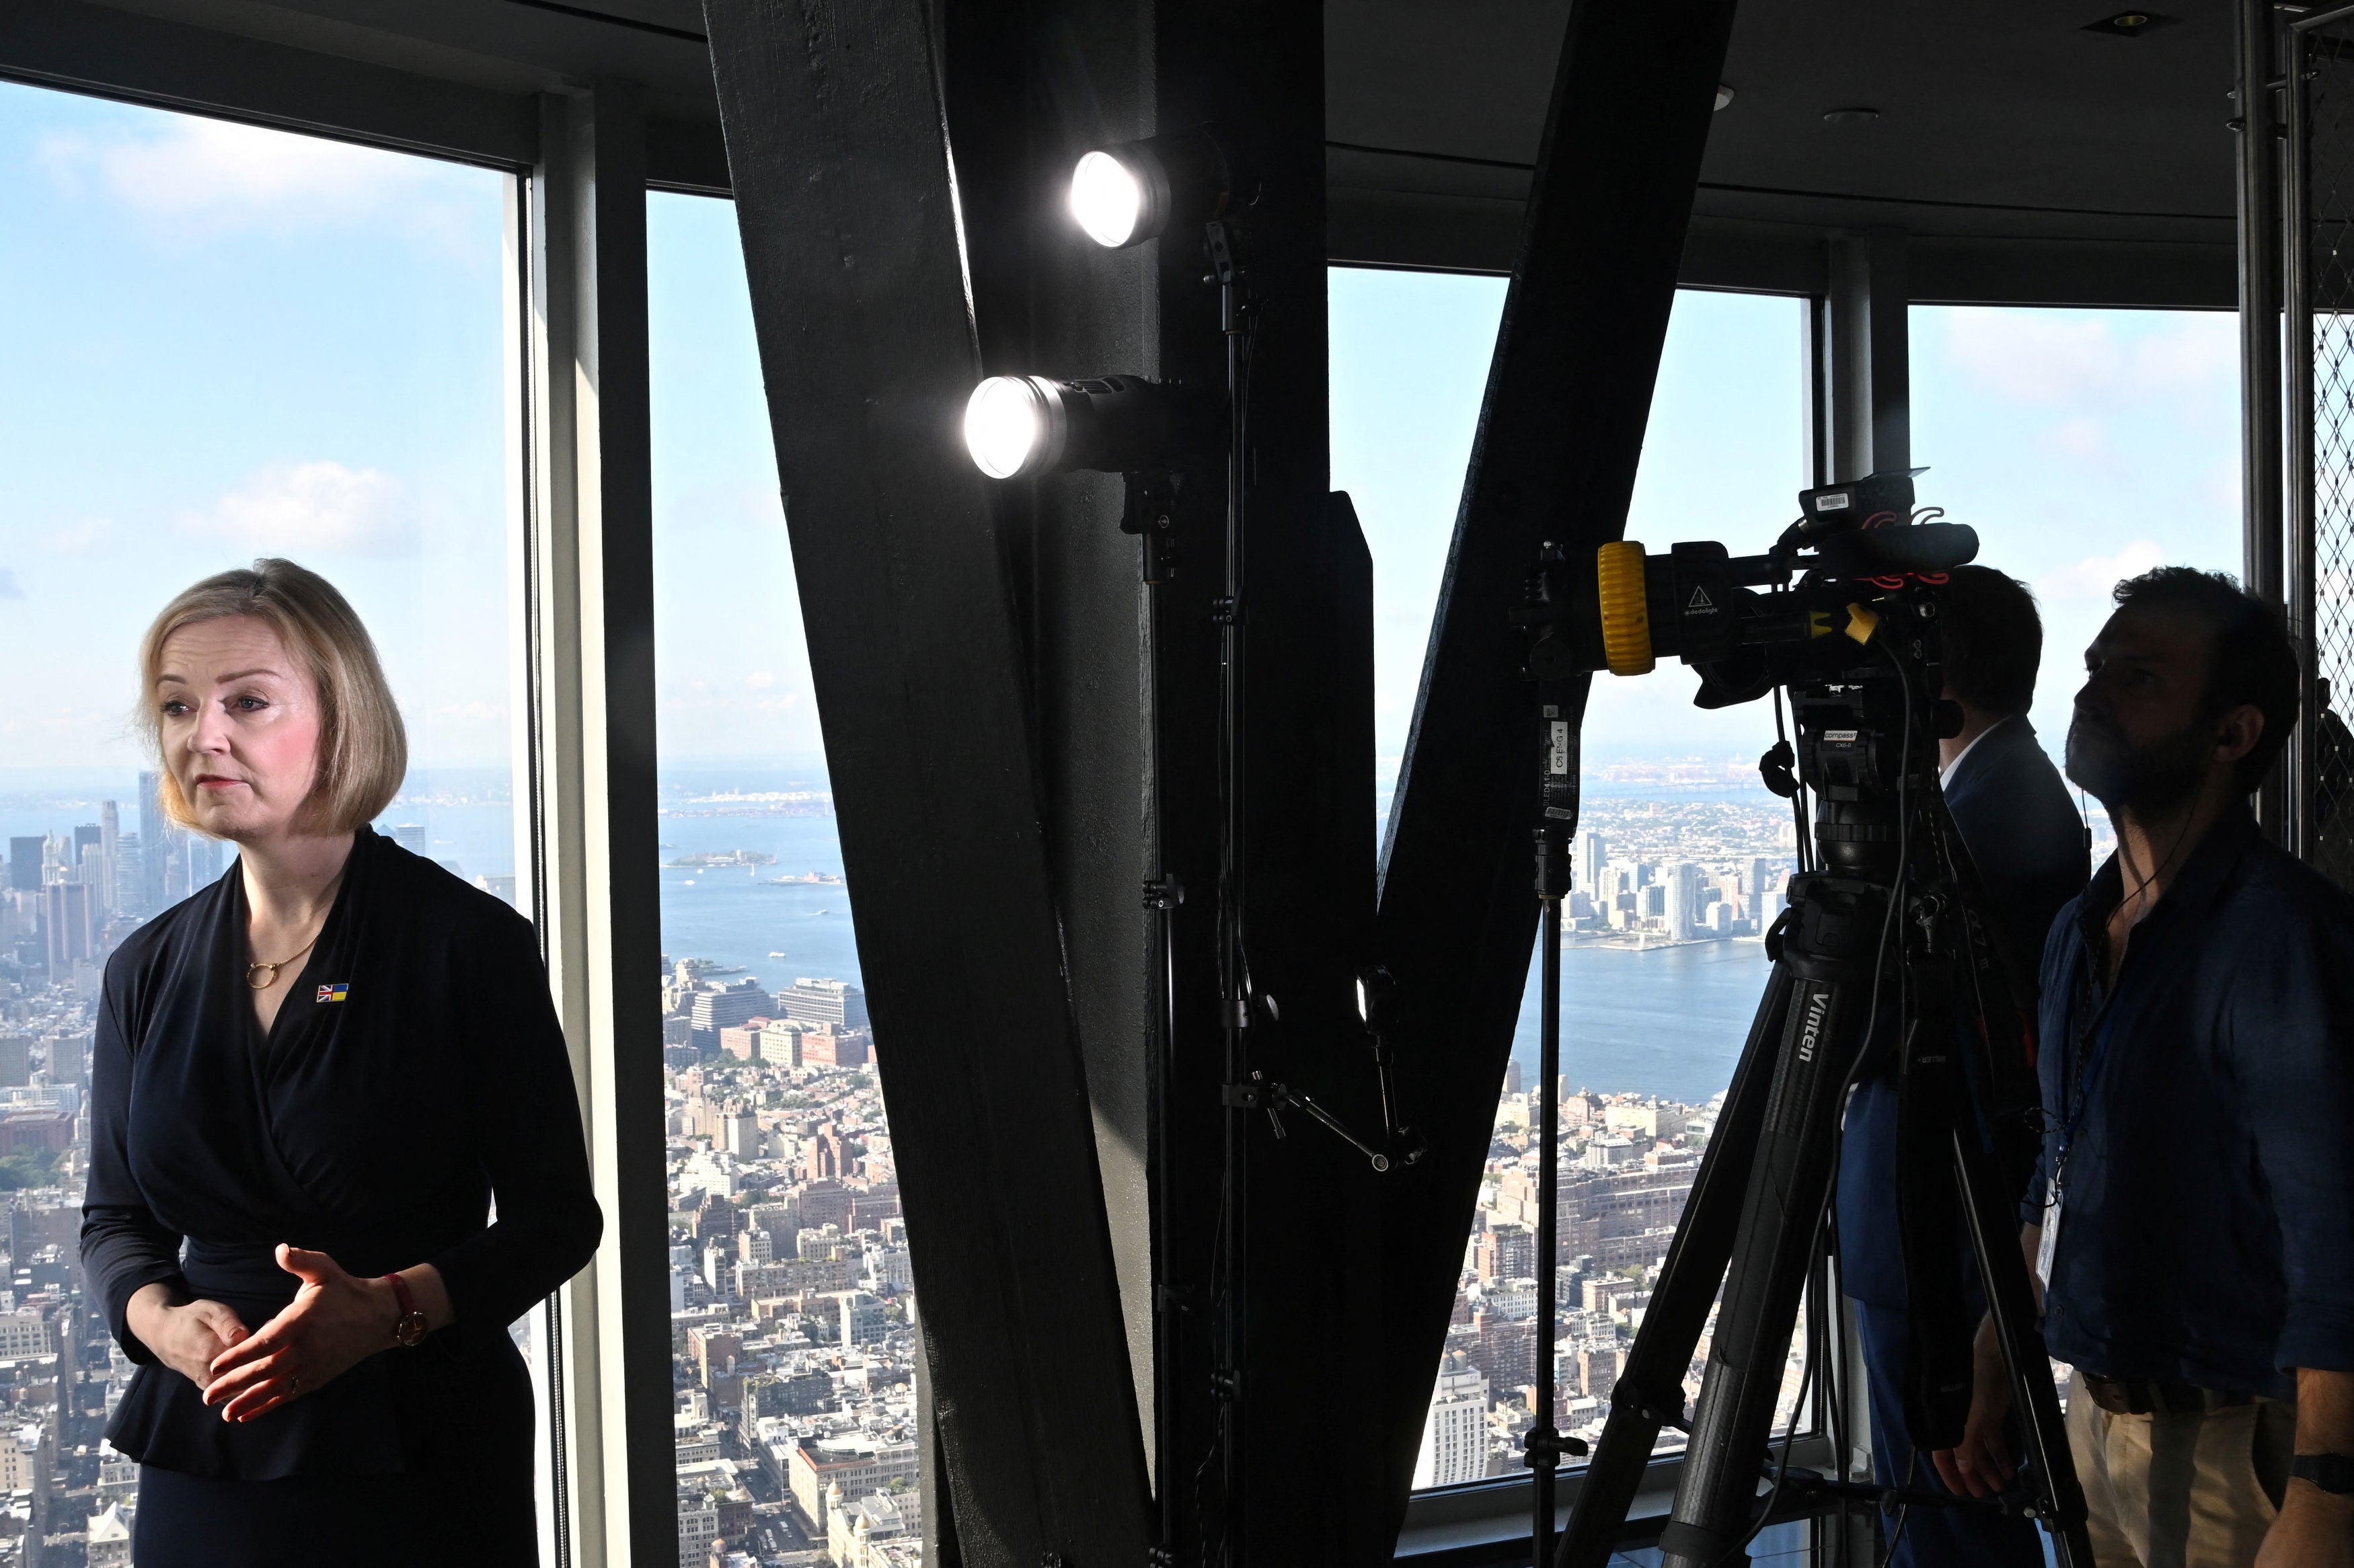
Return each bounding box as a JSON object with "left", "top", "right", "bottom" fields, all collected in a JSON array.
[{"left": 395, "top": 1311, "right": 428, "bottom": 1348}]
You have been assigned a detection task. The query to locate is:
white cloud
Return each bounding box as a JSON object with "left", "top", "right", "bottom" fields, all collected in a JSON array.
[
  {"left": 0, "top": 570, "right": 20, "bottom": 600},
  {"left": 186, "top": 461, "right": 414, "bottom": 555},
  {"left": 2036, "top": 541, "right": 2166, "bottom": 603},
  {"left": 36, "top": 116, "right": 466, "bottom": 240},
  {"left": 745, "top": 670, "right": 777, "bottom": 691},
  {"left": 1943, "top": 311, "right": 2237, "bottom": 407}
]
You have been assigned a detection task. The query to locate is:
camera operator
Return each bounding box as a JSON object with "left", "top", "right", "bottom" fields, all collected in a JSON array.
[
  {"left": 1833, "top": 564, "right": 2088, "bottom": 1566},
  {"left": 1933, "top": 567, "right": 2354, "bottom": 1568}
]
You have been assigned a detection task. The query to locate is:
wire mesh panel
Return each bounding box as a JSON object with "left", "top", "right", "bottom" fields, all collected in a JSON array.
[{"left": 2298, "top": 22, "right": 2354, "bottom": 884}]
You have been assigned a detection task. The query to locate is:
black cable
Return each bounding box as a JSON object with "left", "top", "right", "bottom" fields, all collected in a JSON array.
[
  {"left": 1773, "top": 687, "right": 1813, "bottom": 877},
  {"left": 1820, "top": 1199, "right": 1852, "bottom": 1568},
  {"left": 1876, "top": 1452, "right": 1920, "bottom": 1568}
]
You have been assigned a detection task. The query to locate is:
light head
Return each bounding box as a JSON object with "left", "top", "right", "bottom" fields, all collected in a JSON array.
[
  {"left": 963, "top": 374, "right": 1219, "bottom": 479},
  {"left": 1067, "top": 130, "right": 1231, "bottom": 249}
]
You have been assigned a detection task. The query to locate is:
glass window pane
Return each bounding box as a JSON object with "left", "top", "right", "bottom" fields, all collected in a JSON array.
[
  {"left": 1910, "top": 303, "right": 2244, "bottom": 860},
  {"left": 0, "top": 84, "right": 527, "bottom": 1534},
  {"left": 1334, "top": 274, "right": 1808, "bottom": 1486},
  {"left": 650, "top": 193, "right": 917, "bottom": 1566},
  {"left": 1910, "top": 303, "right": 2240, "bottom": 1407}
]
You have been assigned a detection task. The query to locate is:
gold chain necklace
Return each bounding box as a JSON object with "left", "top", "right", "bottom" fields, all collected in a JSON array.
[{"left": 245, "top": 930, "right": 323, "bottom": 990}]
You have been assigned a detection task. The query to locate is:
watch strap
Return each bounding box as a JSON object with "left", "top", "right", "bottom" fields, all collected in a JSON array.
[
  {"left": 2291, "top": 1454, "right": 2354, "bottom": 1495},
  {"left": 383, "top": 1271, "right": 428, "bottom": 1348}
]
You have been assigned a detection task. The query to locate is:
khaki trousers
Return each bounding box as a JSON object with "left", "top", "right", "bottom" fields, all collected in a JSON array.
[{"left": 2063, "top": 1370, "right": 2295, "bottom": 1568}]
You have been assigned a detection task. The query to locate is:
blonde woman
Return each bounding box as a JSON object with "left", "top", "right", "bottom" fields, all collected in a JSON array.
[{"left": 81, "top": 559, "right": 600, "bottom": 1564}]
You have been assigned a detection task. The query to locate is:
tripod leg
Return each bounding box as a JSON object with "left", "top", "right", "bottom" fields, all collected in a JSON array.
[
  {"left": 1950, "top": 1127, "right": 2096, "bottom": 1567},
  {"left": 1659, "top": 881, "right": 1887, "bottom": 1568},
  {"left": 1554, "top": 964, "right": 1794, "bottom": 1568}
]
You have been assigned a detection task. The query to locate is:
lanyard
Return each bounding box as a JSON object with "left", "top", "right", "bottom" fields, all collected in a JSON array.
[{"left": 2056, "top": 982, "right": 2120, "bottom": 1181}]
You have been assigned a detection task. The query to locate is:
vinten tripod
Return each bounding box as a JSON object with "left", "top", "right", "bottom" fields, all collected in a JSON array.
[{"left": 1540, "top": 584, "right": 2093, "bottom": 1568}]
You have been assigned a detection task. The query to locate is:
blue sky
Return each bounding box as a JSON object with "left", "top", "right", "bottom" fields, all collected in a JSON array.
[
  {"left": 0, "top": 83, "right": 2244, "bottom": 789},
  {"left": 0, "top": 84, "right": 511, "bottom": 776}
]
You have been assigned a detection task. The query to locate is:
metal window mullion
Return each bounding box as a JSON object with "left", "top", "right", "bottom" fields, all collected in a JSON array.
[
  {"left": 2291, "top": 24, "right": 2322, "bottom": 861},
  {"left": 504, "top": 165, "right": 577, "bottom": 1568},
  {"left": 521, "top": 82, "right": 669, "bottom": 1568}
]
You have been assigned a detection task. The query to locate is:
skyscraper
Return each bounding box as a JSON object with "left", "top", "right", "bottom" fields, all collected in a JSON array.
[
  {"left": 42, "top": 884, "right": 92, "bottom": 977},
  {"left": 112, "top": 834, "right": 145, "bottom": 918},
  {"left": 781, "top": 978, "right": 869, "bottom": 1031},
  {"left": 1669, "top": 861, "right": 1704, "bottom": 939},
  {"left": 1411, "top": 1358, "right": 1490, "bottom": 1488},
  {"left": 137, "top": 772, "right": 186, "bottom": 910},
  {"left": 7, "top": 840, "right": 40, "bottom": 893},
  {"left": 98, "top": 801, "right": 119, "bottom": 916},
  {"left": 1574, "top": 832, "right": 1607, "bottom": 897}
]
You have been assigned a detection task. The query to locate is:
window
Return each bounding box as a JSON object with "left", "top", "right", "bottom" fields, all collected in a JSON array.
[
  {"left": 0, "top": 83, "right": 525, "bottom": 1530},
  {"left": 648, "top": 192, "right": 918, "bottom": 1566},
  {"left": 1335, "top": 274, "right": 1810, "bottom": 1491},
  {"left": 1356, "top": 289, "right": 2244, "bottom": 1530},
  {"left": 1909, "top": 303, "right": 2244, "bottom": 856}
]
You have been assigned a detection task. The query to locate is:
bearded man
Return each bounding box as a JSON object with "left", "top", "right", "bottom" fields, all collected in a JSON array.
[{"left": 1932, "top": 566, "right": 2354, "bottom": 1568}]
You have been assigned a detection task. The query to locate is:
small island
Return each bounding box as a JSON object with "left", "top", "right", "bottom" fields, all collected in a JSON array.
[{"left": 666, "top": 849, "right": 778, "bottom": 868}]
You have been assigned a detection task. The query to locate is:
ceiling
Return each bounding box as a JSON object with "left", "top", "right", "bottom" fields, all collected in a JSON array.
[{"left": 1, "top": 0, "right": 2251, "bottom": 305}]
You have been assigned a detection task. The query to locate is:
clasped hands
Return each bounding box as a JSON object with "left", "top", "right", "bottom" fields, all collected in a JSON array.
[{"left": 130, "top": 1246, "right": 444, "bottom": 1424}]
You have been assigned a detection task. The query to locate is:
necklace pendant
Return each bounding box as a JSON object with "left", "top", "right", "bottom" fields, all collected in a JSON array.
[{"left": 246, "top": 962, "right": 280, "bottom": 990}]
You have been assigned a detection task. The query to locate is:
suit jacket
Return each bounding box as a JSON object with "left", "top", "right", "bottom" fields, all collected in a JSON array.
[
  {"left": 81, "top": 826, "right": 601, "bottom": 1510},
  {"left": 1835, "top": 715, "right": 2089, "bottom": 1306}
]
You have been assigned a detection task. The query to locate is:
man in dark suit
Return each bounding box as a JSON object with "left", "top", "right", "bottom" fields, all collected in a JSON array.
[{"left": 1833, "top": 564, "right": 2090, "bottom": 1565}]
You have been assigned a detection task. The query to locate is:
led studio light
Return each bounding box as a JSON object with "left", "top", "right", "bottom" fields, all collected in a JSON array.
[
  {"left": 962, "top": 374, "right": 1218, "bottom": 479},
  {"left": 1071, "top": 149, "right": 1153, "bottom": 248},
  {"left": 964, "top": 376, "right": 1059, "bottom": 479},
  {"left": 1067, "top": 130, "right": 1230, "bottom": 249}
]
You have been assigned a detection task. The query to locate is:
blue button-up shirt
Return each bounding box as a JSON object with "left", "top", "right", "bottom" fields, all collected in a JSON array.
[{"left": 2033, "top": 804, "right": 2354, "bottom": 1399}]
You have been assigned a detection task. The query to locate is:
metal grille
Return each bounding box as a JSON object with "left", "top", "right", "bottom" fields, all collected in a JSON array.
[{"left": 2297, "top": 24, "right": 2354, "bottom": 882}]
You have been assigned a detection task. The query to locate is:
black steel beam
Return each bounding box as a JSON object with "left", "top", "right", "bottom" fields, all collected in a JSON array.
[
  {"left": 1369, "top": 0, "right": 1740, "bottom": 1540},
  {"left": 701, "top": 2, "right": 1152, "bottom": 1563},
  {"left": 933, "top": 0, "right": 1166, "bottom": 1463}
]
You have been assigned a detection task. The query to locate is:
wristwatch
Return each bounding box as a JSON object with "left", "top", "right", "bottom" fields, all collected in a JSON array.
[
  {"left": 384, "top": 1271, "right": 429, "bottom": 1349},
  {"left": 2291, "top": 1454, "right": 2354, "bottom": 1495}
]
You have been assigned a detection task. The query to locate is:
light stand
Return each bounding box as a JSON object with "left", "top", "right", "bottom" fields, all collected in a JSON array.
[
  {"left": 1131, "top": 471, "right": 1186, "bottom": 1568},
  {"left": 1525, "top": 693, "right": 1591, "bottom": 1566},
  {"left": 1209, "top": 211, "right": 1254, "bottom": 1568}
]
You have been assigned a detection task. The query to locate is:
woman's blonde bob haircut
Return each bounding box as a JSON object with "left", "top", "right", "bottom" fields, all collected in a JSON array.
[{"left": 137, "top": 559, "right": 408, "bottom": 834}]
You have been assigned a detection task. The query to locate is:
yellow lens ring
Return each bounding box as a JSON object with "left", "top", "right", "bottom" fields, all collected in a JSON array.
[{"left": 1595, "top": 540, "right": 1655, "bottom": 676}]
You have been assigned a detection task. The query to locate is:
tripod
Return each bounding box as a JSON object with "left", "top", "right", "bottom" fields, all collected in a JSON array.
[{"left": 1548, "top": 602, "right": 2092, "bottom": 1568}]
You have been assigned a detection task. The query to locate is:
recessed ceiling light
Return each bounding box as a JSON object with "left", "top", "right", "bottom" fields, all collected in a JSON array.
[
  {"left": 1715, "top": 83, "right": 1736, "bottom": 111},
  {"left": 2082, "top": 10, "right": 2178, "bottom": 36},
  {"left": 1822, "top": 107, "right": 1881, "bottom": 126}
]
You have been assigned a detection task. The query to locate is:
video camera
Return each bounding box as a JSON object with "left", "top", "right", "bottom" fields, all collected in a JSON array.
[
  {"left": 1516, "top": 468, "right": 1976, "bottom": 703},
  {"left": 1514, "top": 469, "right": 1975, "bottom": 877}
]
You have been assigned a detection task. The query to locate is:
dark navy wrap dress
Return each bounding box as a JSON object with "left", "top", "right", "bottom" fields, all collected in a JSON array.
[{"left": 80, "top": 825, "right": 601, "bottom": 1564}]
